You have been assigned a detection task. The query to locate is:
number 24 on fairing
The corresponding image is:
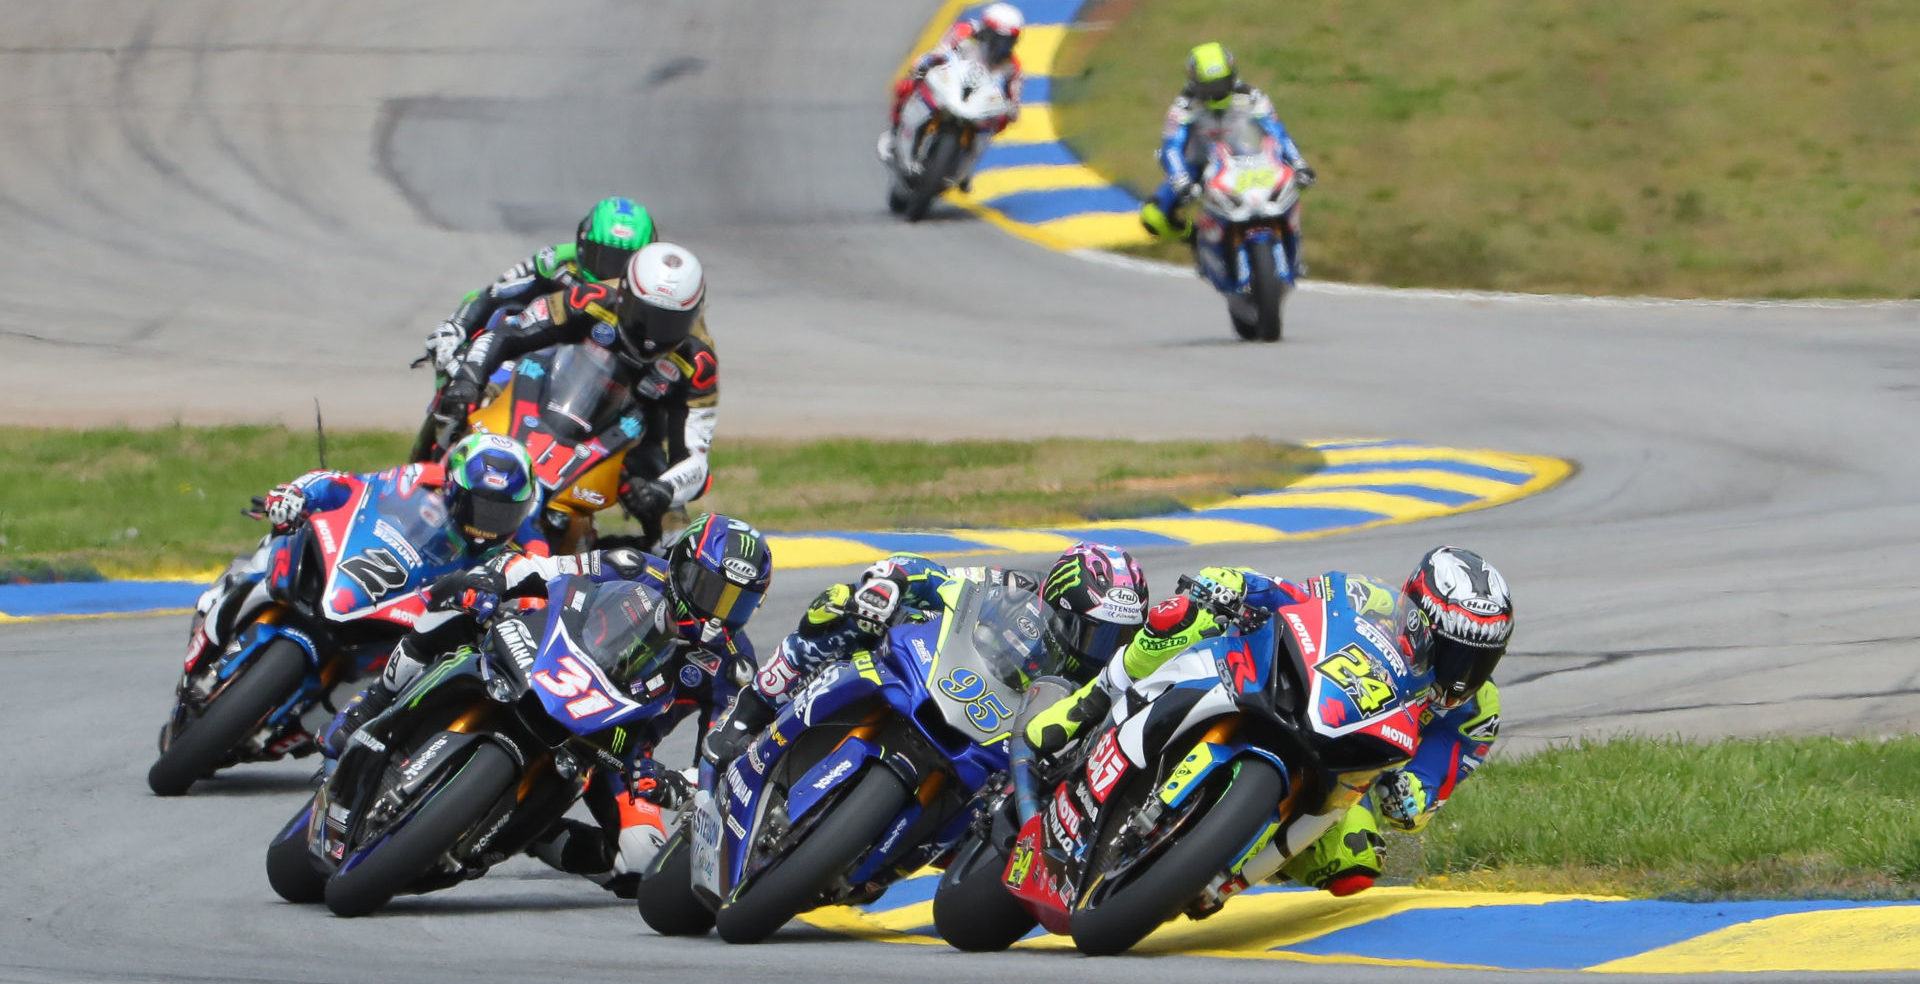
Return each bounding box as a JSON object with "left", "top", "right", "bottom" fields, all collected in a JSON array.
[{"left": 937, "top": 668, "right": 1010, "bottom": 732}]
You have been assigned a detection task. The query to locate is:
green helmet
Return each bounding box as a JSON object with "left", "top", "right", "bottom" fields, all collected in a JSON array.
[
  {"left": 443, "top": 432, "right": 539, "bottom": 551},
  {"left": 575, "top": 197, "right": 656, "bottom": 283},
  {"left": 1186, "top": 42, "right": 1238, "bottom": 110}
]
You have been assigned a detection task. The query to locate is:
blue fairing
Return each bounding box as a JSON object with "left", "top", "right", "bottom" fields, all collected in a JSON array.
[
  {"left": 319, "top": 469, "right": 466, "bottom": 620},
  {"left": 525, "top": 576, "right": 672, "bottom": 737},
  {"left": 1199, "top": 230, "right": 1292, "bottom": 295}
]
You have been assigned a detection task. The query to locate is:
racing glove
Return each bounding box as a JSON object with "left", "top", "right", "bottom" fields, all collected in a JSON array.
[
  {"left": 1375, "top": 771, "right": 1426, "bottom": 829},
  {"left": 630, "top": 758, "right": 693, "bottom": 811},
  {"left": 426, "top": 566, "right": 506, "bottom": 619},
  {"left": 437, "top": 376, "right": 481, "bottom": 416},
  {"left": 848, "top": 578, "right": 904, "bottom": 638},
  {"left": 631, "top": 358, "right": 683, "bottom": 402},
  {"left": 1294, "top": 165, "right": 1316, "bottom": 188},
  {"left": 619, "top": 478, "right": 674, "bottom": 522},
  {"left": 423, "top": 321, "right": 464, "bottom": 372},
  {"left": 263, "top": 483, "right": 308, "bottom": 533}
]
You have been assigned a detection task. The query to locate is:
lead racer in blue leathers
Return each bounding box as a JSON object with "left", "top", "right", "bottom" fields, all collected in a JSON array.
[
  {"left": 324, "top": 513, "right": 774, "bottom": 896},
  {"left": 1026, "top": 546, "right": 1513, "bottom": 897},
  {"left": 1140, "top": 42, "right": 1316, "bottom": 272}
]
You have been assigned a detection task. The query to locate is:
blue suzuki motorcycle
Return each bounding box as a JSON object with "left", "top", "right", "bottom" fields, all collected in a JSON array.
[
  {"left": 1187, "top": 118, "right": 1308, "bottom": 343},
  {"left": 149, "top": 466, "right": 468, "bottom": 796},
  {"left": 636, "top": 577, "right": 1053, "bottom": 943},
  {"left": 267, "top": 575, "right": 687, "bottom": 916}
]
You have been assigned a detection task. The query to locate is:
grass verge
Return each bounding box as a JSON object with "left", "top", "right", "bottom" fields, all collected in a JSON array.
[
  {"left": 0, "top": 426, "right": 1320, "bottom": 579},
  {"left": 1052, "top": 0, "right": 1920, "bottom": 298},
  {"left": 1394, "top": 735, "right": 1920, "bottom": 899}
]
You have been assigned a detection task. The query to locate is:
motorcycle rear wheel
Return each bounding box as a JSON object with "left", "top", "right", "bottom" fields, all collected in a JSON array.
[
  {"left": 323, "top": 740, "right": 518, "bottom": 917},
  {"left": 637, "top": 831, "right": 716, "bottom": 936},
  {"left": 147, "top": 637, "right": 309, "bottom": 797},
  {"left": 266, "top": 801, "right": 327, "bottom": 904},
  {"left": 906, "top": 132, "right": 960, "bottom": 223},
  {"left": 932, "top": 836, "right": 1037, "bottom": 952},
  {"left": 713, "top": 766, "right": 909, "bottom": 944},
  {"left": 1068, "top": 756, "right": 1286, "bottom": 956}
]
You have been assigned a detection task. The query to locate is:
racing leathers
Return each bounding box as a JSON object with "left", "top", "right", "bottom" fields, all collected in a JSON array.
[
  {"left": 412, "top": 244, "right": 610, "bottom": 461},
  {"left": 1025, "top": 566, "right": 1497, "bottom": 897},
  {"left": 188, "top": 464, "right": 550, "bottom": 662},
  {"left": 882, "top": 17, "right": 1024, "bottom": 187},
  {"left": 1142, "top": 83, "right": 1313, "bottom": 272},
  {"left": 442, "top": 280, "right": 721, "bottom": 545},
  {"left": 326, "top": 545, "right": 755, "bottom": 895}
]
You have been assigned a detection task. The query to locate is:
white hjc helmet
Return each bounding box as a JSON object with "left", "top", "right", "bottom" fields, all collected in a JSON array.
[{"left": 618, "top": 242, "right": 705, "bottom": 366}]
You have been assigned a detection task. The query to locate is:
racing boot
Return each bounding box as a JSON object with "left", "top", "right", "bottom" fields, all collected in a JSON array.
[
  {"left": 703, "top": 689, "right": 777, "bottom": 765},
  {"left": 529, "top": 819, "right": 618, "bottom": 880},
  {"left": 876, "top": 131, "right": 895, "bottom": 165},
  {"left": 1279, "top": 805, "right": 1386, "bottom": 897},
  {"left": 321, "top": 682, "right": 397, "bottom": 759},
  {"left": 1024, "top": 677, "right": 1111, "bottom": 759}
]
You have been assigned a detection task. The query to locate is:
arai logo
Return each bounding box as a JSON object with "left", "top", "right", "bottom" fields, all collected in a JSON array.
[
  {"left": 722, "top": 557, "right": 758, "bottom": 581},
  {"left": 1107, "top": 588, "right": 1140, "bottom": 607}
]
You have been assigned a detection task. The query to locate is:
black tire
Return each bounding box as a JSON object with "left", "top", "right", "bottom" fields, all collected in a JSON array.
[
  {"left": 905, "top": 132, "right": 960, "bottom": 223},
  {"left": 1229, "top": 306, "right": 1260, "bottom": 341},
  {"left": 148, "top": 638, "right": 310, "bottom": 797},
  {"left": 1249, "top": 245, "right": 1284, "bottom": 342},
  {"left": 266, "top": 801, "right": 328, "bottom": 904},
  {"left": 637, "top": 832, "right": 715, "bottom": 936},
  {"left": 886, "top": 183, "right": 909, "bottom": 215},
  {"left": 1069, "top": 757, "right": 1286, "bottom": 956},
  {"left": 932, "top": 837, "right": 1037, "bottom": 952},
  {"left": 713, "top": 766, "right": 909, "bottom": 944},
  {"left": 323, "top": 741, "right": 519, "bottom": 917}
]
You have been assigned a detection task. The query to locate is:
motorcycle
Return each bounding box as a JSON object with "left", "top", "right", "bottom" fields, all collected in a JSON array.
[
  {"left": 635, "top": 577, "right": 1052, "bottom": 943},
  {"left": 436, "top": 342, "right": 648, "bottom": 554},
  {"left": 1187, "top": 118, "right": 1307, "bottom": 343},
  {"left": 885, "top": 55, "right": 1014, "bottom": 222},
  {"left": 266, "top": 574, "right": 687, "bottom": 916},
  {"left": 149, "top": 468, "right": 471, "bottom": 796},
  {"left": 931, "top": 573, "right": 1426, "bottom": 955}
]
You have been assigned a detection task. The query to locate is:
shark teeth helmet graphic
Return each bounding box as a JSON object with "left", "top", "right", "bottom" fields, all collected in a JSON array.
[{"left": 1404, "top": 546, "right": 1512, "bottom": 709}]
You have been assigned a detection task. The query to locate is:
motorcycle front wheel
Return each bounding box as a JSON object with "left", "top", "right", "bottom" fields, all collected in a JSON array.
[
  {"left": 637, "top": 830, "right": 716, "bottom": 936},
  {"left": 713, "top": 765, "right": 909, "bottom": 944},
  {"left": 906, "top": 131, "right": 960, "bottom": 223},
  {"left": 148, "top": 637, "right": 310, "bottom": 797},
  {"left": 932, "top": 835, "right": 1037, "bottom": 952},
  {"left": 1248, "top": 244, "right": 1285, "bottom": 342},
  {"left": 1068, "top": 756, "right": 1286, "bottom": 956}
]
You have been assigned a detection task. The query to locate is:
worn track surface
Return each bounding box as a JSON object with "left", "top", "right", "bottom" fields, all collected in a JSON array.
[{"left": 2, "top": 2, "right": 1916, "bottom": 981}]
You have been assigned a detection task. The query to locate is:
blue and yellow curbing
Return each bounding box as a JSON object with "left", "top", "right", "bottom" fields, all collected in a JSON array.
[
  {"left": 908, "top": 0, "right": 1154, "bottom": 252},
  {"left": 801, "top": 875, "right": 1920, "bottom": 972},
  {"left": 0, "top": 441, "right": 1569, "bottom": 622}
]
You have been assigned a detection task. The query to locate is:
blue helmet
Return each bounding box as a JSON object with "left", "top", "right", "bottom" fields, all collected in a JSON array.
[
  {"left": 668, "top": 513, "right": 773, "bottom": 636},
  {"left": 443, "top": 433, "right": 539, "bottom": 551}
]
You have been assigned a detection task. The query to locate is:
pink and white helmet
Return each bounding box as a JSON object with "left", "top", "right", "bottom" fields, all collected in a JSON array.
[
  {"left": 1040, "top": 542, "right": 1149, "bottom": 673},
  {"left": 617, "top": 242, "right": 705, "bottom": 365}
]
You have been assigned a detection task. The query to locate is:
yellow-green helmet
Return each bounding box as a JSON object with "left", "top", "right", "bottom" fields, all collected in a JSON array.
[{"left": 1186, "top": 42, "right": 1238, "bottom": 110}]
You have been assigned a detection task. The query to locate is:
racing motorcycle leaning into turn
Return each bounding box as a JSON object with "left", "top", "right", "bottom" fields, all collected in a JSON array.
[
  {"left": 884, "top": 55, "right": 1014, "bottom": 223},
  {"left": 1186, "top": 117, "right": 1308, "bottom": 343}
]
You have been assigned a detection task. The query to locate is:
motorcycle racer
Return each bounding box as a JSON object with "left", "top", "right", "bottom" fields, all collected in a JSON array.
[
  {"left": 1140, "top": 42, "right": 1315, "bottom": 274},
  {"left": 325, "top": 512, "right": 774, "bottom": 896},
  {"left": 878, "top": 1, "right": 1026, "bottom": 184},
  {"left": 412, "top": 197, "right": 657, "bottom": 461},
  {"left": 703, "top": 542, "right": 1148, "bottom": 765},
  {"left": 1025, "top": 547, "right": 1513, "bottom": 897},
  {"left": 437, "top": 241, "right": 720, "bottom": 547}
]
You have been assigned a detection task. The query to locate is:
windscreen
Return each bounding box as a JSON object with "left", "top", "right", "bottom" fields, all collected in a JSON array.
[
  {"left": 369, "top": 485, "right": 462, "bottom": 569},
  {"left": 538, "top": 343, "right": 627, "bottom": 442},
  {"left": 572, "top": 581, "right": 676, "bottom": 687}
]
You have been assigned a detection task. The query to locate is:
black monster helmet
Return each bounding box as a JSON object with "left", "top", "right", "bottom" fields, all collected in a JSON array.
[{"left": 1403, "top": 546, "right": 1513, "bottom": 709}]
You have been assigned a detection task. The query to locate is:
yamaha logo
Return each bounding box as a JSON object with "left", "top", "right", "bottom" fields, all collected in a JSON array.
[
  {"left": 722, "top": 557, "right": 758, "bottom": 581},
  {"left": 1460, "top": 597, "right": 1503, "bottom": 616}
]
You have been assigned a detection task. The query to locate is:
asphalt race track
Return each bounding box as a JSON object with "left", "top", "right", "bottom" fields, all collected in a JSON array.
[{"left": 2, "top": 2, "right": 1917, "bottom": 982}]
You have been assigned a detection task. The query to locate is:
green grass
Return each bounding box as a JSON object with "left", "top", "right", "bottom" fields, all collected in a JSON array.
[
  {"left": 1393, "top": 736, "right": 1920, "bottom": 898},
  {"left": 1052, "top": 0, "right": 1920, "bottom": 298},
  {"left": 0, "top": 427, "right": 1320, "bottom": 578}
]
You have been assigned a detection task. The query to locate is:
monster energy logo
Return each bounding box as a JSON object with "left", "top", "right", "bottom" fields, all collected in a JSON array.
[{"left": 1044, "top": 564, "right": 1083, "bottom": 600}]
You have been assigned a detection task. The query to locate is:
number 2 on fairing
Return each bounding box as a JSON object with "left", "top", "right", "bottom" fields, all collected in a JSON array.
[{"left": 937, "top": 668, "right": 1010, "bottom": 731}]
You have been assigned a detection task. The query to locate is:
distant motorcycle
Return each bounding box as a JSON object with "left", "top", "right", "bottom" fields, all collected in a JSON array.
[
  {"left": 635, "top": 577, "right": 1050, "bottom": 943},
  {"left": 1187, "top": 119, "right": 1307, "bottom": 342},
  {"left": 266, "top": 575, "right": 687, "bottom": 916},
  {"left": 932, "top": 574, "right": 1426, "bottom": 955},
  {"left": 885, "top": 56, "right": 1014, "bottom": 222},
  {"left": 149, "top": 468, "right": 467, "bottom": 796}
]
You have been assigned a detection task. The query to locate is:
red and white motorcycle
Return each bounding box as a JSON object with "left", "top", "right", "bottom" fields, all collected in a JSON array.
[{"left": 883, "top": 56, "right": 1014, "bottom": 222}]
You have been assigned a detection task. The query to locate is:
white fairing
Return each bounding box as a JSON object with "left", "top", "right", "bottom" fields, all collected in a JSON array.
[
  {"left": 890, "top": 57, "right": 1011, "bottom": 182},
  {"left": 1202, "top": 148, "right": 1299, "bottom": 224},
  {"left": 1108, "top": 647, "right": 1238, "bottom": 769}
]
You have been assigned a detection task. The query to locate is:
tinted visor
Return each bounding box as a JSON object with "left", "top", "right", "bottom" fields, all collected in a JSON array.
[
  {"left": 982, "top": 30, "right": 1016, "bottom": 64},
  {"left": 452, "top": 488, "right": 532, "bottom": 546},
  {"left": 1429, "top": 636, "right": 1499, "bottom": 707},
  {"left": 1193, "top": 76, "right": 1234, "bottom": 106},
  {"left": 627, "top": 302, "right": 698, "bottom": 358},
  {"left": 673, "top": 558, "right": 764, "bottom": 630},
  {"left": 1047, "top": 607, "right": 1140, "bottom": 666},
  {"left": 575, "top": 238, "right": 633, "bottom": 283}
]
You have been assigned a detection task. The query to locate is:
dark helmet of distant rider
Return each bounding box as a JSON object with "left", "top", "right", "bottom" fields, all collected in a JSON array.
[
  {"left": 574, "top": 197, "right": 657, "bottom": 284},
  {"left": 666, "top": 513, "right": 773, "bottom": 644},
  {"left": 1040, "top": 542, "right": 1150, "bottom": 677},
  {"left": 1403, "top": 546, "right": 1513, "bottom": 709},
  {"left": 610, "top": 242, "right": 704, "bottom": 371},
  {"left": 442, "top": 432, "right": 540, "bottom": 554},
  {"left": 1186, "top": 41, "right": 1239, "bottom": 111}
]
